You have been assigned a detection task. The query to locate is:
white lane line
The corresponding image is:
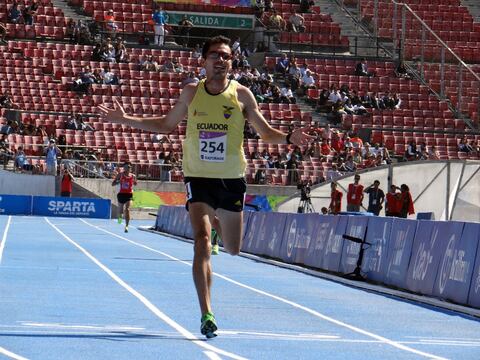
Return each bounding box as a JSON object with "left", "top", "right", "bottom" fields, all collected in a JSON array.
[
  {"left": 0, "top": 215, "right": 12, "bottom": 265},
  {"left": 0, "top": 346, "right": 29, "bottom": 360},
  {"left": 44, "top": 218, "right": 246, "bottom": 360},
  {"left": 204, "top": 351, "right": 223, "bottom": 360},
  {"left": 81, "top": 219, "right": 449, "bottom": 360},
  {"left": 21, "top": 322, "right": 144, "bottom": 331}
]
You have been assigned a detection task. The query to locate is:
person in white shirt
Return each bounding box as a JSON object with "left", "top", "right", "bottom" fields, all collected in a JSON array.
[
  {"left": 280, "top": 84, "right": 295, "bottom": 104},
  {"left": 300, "top": 70, "right": 315, "bottom": 92}
]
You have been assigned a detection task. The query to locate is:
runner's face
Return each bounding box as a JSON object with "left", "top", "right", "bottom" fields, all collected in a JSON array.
[{"left": 204, "top": 43, "right": 232, "bottom": 80}]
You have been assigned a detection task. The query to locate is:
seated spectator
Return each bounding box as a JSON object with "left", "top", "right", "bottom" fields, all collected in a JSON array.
[
  {"left": 405, "top": 140, "right": 419, "bottom": 160},
  {"left": 280, "top": 84, "right": 295, "bottom": 104},
  {"left": 66, "top": 19, "right": 77, "bottom": 43},
  {"left": 300, "top": 70, "right": 316, "bottom": 93},
  {"left": 326, "top": 164, "right": 342, "bottom": 181},
  {"left": 104, "top": 9, "right": 118, "bottom": 34},
  {"left": 77, "top": 117, "right": 95, "bottom": 131},
  {"left": 114, "top": 39, "right": 129, "bottom": 63},
  {"left": 395, "top": 60, "right": 411, "bottom": 79},
  {"left": 181, "top": 71, "right": 199, "bottom": 87},
  {"left": 14, "top": 146, "right": 33, "bottom": 172},
  {"left": 8, "top": 3, "right": 22, "bottom": 24},
  {"left": 343, "top": 155, "right": 357, "bottom": 172},
  {"left": 344, "top": 99, "right": 367, "bottom": 115},
  {"left": 91, "top": 43, "right": 102, "bottom": 61},
  {"left": 23, "top": 0, "right": 39, "bottom": 26},
  {"left": 100, "top": 43, "right": 116, "bottom": 63},
  {"left": 361, "top": 92, "right": 374, "bottom": 108},
  {"left": 171, "top": 58, "right": 184, "bottom": 73},
  {"left": 320, "top": 139, "right": 332, "bottom": 155},
  {"left": 371, "top": 92, "right": 385, "bottom": 109},
  {"left": 160, "top": 58, "right": 175, "bottom": 72},
  {"left": 142, "top": 56, "right": 159, "bottom": 72},
  {"left": 275, "top": 53, "right": 289, "bottom": 75},
  {"left": 0, "top": 121, "right": 15, "bottom": 135},
  {"left": 458, "top": 138, "right": 474, "bottom": 153},
  {"left": 355, "top": 58, "right": 375, "bottom": 77},
  {"left": 191, "top": 44, "right": 202, "bottom": 59},
  {"left": 254, "top": 168, "right": 267, "bottom": 184},
  {"left": 0, "top": 92, "right": 18, "bottom": 109},
  {"left": 329, "top": 100, "right": 346, "bottom": 124},
  {"left": 299, "top": 0, "right": 314, "bottom": 13},
  {"left": 350, "top": 133, "right": 364, "bottom": 149},
  {"left": 361, "top": 142, "right": 373, "bottom": 159},
  {"left": 288, "top": 10, "right": 305, "bottom": 33},
  {"left": 269, "top": 10, "right": 286, "bottom": 31},
  {"left": 100, "top": 66, "right": 119, "bottom": 85},
  {"left": 316, "top": 89, "right": 330, "bottom": 113},
  {"left": 0, "top": 134, "right": 13, "bottom": 169}
]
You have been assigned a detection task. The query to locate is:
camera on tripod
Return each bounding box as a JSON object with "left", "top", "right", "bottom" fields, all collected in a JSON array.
[{"left": 297, "top": 181, "right": 315, "bottom": 213}]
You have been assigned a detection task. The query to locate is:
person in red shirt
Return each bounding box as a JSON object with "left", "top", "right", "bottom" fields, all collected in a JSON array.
[
  {"left": 320, "top": 138, "right": 333, "bottom": 156},
  {"left": 346, "top": 173, "right": 364, "bottom": 212},
  {"left": 385, "top": 184, "right": 401, "bottom": 217},
  {"left": 112, "top": 162, "right": 137, "bottom": 233},
  {"left": 399, "top": 184, "right": 415, "bottom": 218},
  {"left": 60, "top": 168, "right": 74, "bottom": 197},
  {"left": 329, "top": 182, "right": 342, "bottom": 215}
]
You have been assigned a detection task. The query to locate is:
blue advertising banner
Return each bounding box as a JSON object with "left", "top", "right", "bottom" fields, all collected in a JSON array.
[
  {"left": 279, "top": 214, "right": 300, "bottom": 263},
  {"left": 362, "top": 217, "right": 393, "bottom": 283},
  {"left": 384, "top": 218, "right": 417, "bottom": 288},
  {"left": 250, "top": 212, "right": 269, "bottom": 255},
  {"left": 0, "top": 194, "right": 32, "bottom": 215},
  {"left": 263, "top": 212, "right": 287, "bottom": 259},
  {"left": 406, "top": 221, "right": 464, "bottom": 295},
  {"left": 434, "top": 222, "right": 477, "bottom": 305},
  {"left": 304, "top": 215, "right": 336, "bottom": 269},
  {"left": 322, "top": 216, "right": 349, "bottom": 272},
  {"left": 339, "top": 216, "right": 369, "bottom": 274},
  {"left": 32, "top": 196, "right": 111, "bottom": 219},
  {"left": 293, "top": 214, "right": 319, "bottom": 265},
  {"left": 242, "top": 212, "right": 262, "bottom": 253},
  {"left": 467, "top": 224, "right": 480, "bottom": 308}
]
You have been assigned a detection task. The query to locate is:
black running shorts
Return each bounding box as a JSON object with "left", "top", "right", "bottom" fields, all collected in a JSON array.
[
  {"left": 184, "top": 177, "right": 246, "bottom": 212},
  {"left": 117, "top": 192, "right": 133, "bottom": 204}
]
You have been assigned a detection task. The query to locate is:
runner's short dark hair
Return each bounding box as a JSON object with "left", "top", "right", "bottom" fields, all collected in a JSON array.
[{"left": 202, "top": 35, "right": 232, "bottom": 59}]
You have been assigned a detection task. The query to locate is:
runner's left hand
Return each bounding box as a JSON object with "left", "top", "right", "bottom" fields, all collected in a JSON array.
[{"left": 289, "top": 127, "right": 316, "bottom": 146}]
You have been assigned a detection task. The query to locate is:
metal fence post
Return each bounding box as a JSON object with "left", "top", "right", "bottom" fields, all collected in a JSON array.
[
  {"left": 457, "top": 63, "right": 463, "bottom": 118},
  {"left": 440, "top": 47, "right": 445, "bottom": 99},
  {"left": 392, "top": 2, "right": 397, "bottom": 60},
  {"left": 420, "top": 26, "right": 425, "bottom": 81},
  {"left": 401, "top": 5, "right": 406, "bottom": 61},
  {"left": 373, "top": 0, "right": 378, "bottom": 38}
]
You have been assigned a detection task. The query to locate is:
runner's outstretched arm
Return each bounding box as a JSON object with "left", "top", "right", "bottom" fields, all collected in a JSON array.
[
  {"left": 97, "top": 84, "right": 195, "bottom": 134},
  {"left": 238, "top": 86, "right": 315, "bottom": 146}
]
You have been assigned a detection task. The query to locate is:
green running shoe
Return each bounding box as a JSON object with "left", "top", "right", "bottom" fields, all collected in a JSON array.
[
  {"left": 117, "top": 216, "right": 122, "bottom": 224},
  {"left": 211, "top": 243, "right": 219, "bottom": 255},
  {"left": 211, "top": 229, "right": 220, "bottom": 255},
  {"left": 200, "top": 311, "right": 218, "bottom": 339},
  {"left": 124, "top": 226, "right": 128, "bottom": 233}
]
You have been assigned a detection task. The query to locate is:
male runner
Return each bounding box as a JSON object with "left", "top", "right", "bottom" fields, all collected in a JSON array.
[
  {"left": 98, "top": 35, "right": 313, "bottom": 338},
  {"left": 112, "top": 162, "right": 137, "bottom": 233}
]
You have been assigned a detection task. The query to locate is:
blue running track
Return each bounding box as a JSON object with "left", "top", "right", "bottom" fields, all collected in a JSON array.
[{"left": 0, "top": 215, "right": 479, "bottom": 360}]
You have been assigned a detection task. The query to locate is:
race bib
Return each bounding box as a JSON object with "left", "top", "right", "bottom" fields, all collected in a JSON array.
[
  {"left": 352, "top": 194, "right": 356, "bottom": 200},
  {"left": 372, "top": 199, "right": 377, "bottom": 205},
  {"left": 199, "top": 131, "right": 227, "bottom": 162}
]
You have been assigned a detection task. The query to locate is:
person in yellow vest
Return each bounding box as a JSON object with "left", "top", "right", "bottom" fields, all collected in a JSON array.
[{"left": 97, "top": 35, "right": 313, "bottom": 339}]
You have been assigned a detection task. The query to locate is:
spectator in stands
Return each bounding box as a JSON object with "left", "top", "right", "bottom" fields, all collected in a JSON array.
[
  {"left": 371, "top": 92, "right": 384, "bottom": 109},
  {"left": 343, "top": 155, "right": 356, "bottom": 172},
  {"left": 275, "top": 53, "right": 289, "bottom": 75},
  {"left": 0, "top": 134, "right": 13, "bottom": 169},
  {"left": 254, "top": 168, "right": 267, "bottom": 184},
  {"left": 287, "top": 162, "right": 299, "bottom": 185},
  {"left": 364, "top": 180, "right": 384, "bottom": 216},
  {"left": 288, "top": 10, "right": 305, "bottom": 33},
  {"left": 253, "top": 0, "right": 265, "bottom": 18},
  {"left": 346, "top": 174, "right": 364, "bottom": 212},
  {"left": 399, "top": 184, "right": 415, "bottom": 218},
  {"left": 77, "top": 116, "right": 95, "bottom": 131},
  {"left": 361, "top": 142, "right": 373, "bottom": 159},
  {"left": 23, "top": 0, "right": 38, "bottom": 26},
  {"left": 299, "top": 0, "right": 314, "bottom": 13},
  {"left": 8, "top": 3, "right": 22, "bottom": 24},
  {"left": 192, "top": 44, "right": 202, "bottom": 59},
  {"left": 100, "top": 43, "right": 116, "bottom": 63},
  {"left": 172, "top": 57, "right": 184, "bottom": 73},
  {"left": 152, "top": 7, "right": 166, "bottom": 47},
  {"left": 385, "top": 185, "right": 401, "bottom": 217},
  {"left": 300, "top": 70, "right": 316, "bottom": 94},
  {"left": 316, "top": 89, "right": 330, "bottom": 113},
  {"left": 0, "top": 121, "right": 14, "bottom": 135},
  {"left": 14, "top": 146, "right": 31, "bottom": 172},
  {"left": 329, "top": 182, "right": 342, "bottom": 215},
  {"left": 395, "top": 60, "right": 411, "bottom": 79},
  {"left": 141, "top": 56, "right": 160, "bottom": 72},
  {"left": 60, "top": 168, "right": 75, "bottom": 197},
  {"left": 280, "top": 84, "right": 295, "bottom": 104},
  {"left": 182, "top": 71, "right": 199, "bottom": 87},
  {"left": 427, "top": 145, "right": 439, "bottom": 160},
  {"left": 177, "top": 15, "right": 193, "bottom": 47},
  {"left": 114, "top": 39, "right": 129, "bottom": 63},
  {"left": 269, "top": 10, "right": 286, "bottom": 31},
  {"left": 326, "top": 164, "right": 342, "bottom": 181},
  {"left": 0, "top": 22, "right": 7, "bottom": 44},
  {"left": 66, "top": 19, "right": 77, "bottom": 43},
  {"left": 0, "top": 91, "right": 18, "bottom": 109},
  {"left": 100, "top": 66, "right": 119, "bottom": 85},
  {"left": 264, "top": 0, "right": 274, "bottom": 12},
  {"left": 76, "top": 20, "right": 93, "bottom": 44},
  {"left": 104, "top": 9, "right": 118, "bottom": 35},
  {"left": 405, "top": 140, "right": 419, "bottom": 160},
  {"left": 355, "top": 58, "right": 375, "bottom": 77},
  {"left": 330, "top": 100, "right": 346, "bottom": 124},
  {"left": 458, "top": 137, "right": 474, "bottom": 153},
  {"left": 44, "top": 139, "right": 62, "bottom": 176}
]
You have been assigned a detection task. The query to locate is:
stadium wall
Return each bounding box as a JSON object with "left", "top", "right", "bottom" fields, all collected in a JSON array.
[
  {"left": 277, "top": 160, "right": 480, "bottom": 222},
  {"left": 155, "top": 206, "right": 480, "bottom": 309},
  {"left": 0, "top": 170, "right": 55, "bottom": 196}
]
